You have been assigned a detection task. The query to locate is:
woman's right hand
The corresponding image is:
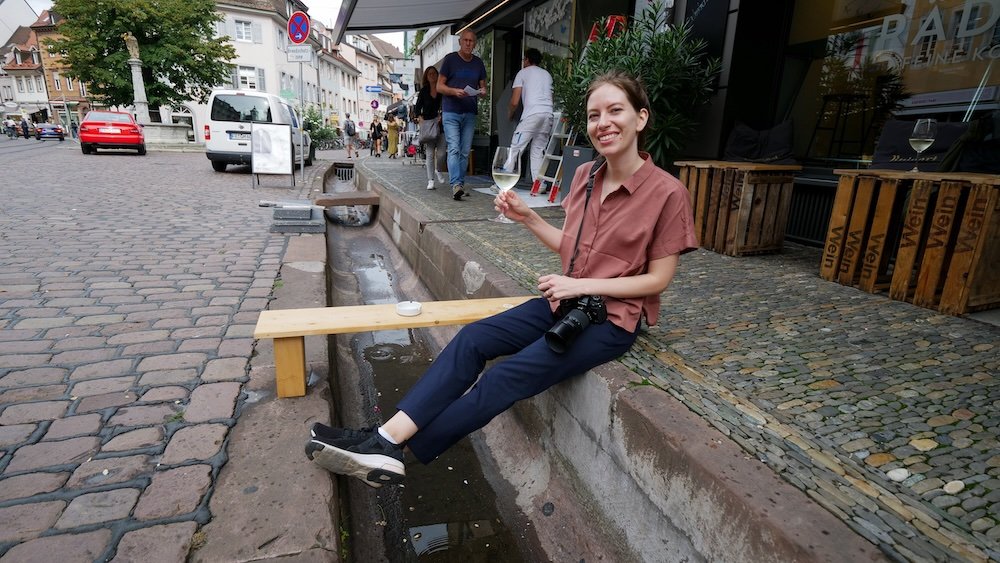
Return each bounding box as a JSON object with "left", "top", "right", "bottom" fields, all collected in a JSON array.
[{"left": 494, "top": 190, "right": 532, "bottom": 223}]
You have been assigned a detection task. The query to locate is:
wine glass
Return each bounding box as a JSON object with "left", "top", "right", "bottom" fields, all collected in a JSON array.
[
  {"left": 908, "top": 118, "right": 937, "bottom": 172},
  {"left": 490, "top": 146, "right": 521, "bottom": 223}
]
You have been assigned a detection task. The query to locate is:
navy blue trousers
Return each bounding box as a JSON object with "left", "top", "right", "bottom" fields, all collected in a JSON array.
[{"left": 399, "top": 298, "right": 638, "bottom": 464}]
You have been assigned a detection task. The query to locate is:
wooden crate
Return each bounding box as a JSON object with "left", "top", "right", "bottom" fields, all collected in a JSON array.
[
  {"left": 821, "top": 170, "right": 1000, "bottom": 315},
  {"left": 676, "top": 161, "right": 801, "bottom": 256}
]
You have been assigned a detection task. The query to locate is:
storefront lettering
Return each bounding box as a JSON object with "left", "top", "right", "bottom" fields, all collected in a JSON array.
[
  {"left": 955, "top": 195, "right": 987, "bottom": 253},
  {"left": 875, "top": 0, "right": 1000, "bottom": 68}
]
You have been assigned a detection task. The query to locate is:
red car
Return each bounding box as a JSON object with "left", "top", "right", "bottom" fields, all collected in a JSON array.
[{"left": 79, "top": 110, "right": 146, "bottom": 155}]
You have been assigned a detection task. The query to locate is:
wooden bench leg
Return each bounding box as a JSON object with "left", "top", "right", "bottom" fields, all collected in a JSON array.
[{"left": 273, "top": 336, "right": 306, "bottom": 398}]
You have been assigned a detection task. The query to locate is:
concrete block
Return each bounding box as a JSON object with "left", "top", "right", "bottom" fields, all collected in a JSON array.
[{"left": 273, "top": 205, "right": 315, "bottom": 220}]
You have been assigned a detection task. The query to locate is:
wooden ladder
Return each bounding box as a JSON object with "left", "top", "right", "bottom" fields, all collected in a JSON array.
[{"left": 530, "top": 116, "right": 575, "bottom": 203}]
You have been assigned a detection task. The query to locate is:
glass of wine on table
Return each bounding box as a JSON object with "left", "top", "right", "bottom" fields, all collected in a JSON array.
[{"left": 908, "top": 118, "right": 937, "bottom": 172}]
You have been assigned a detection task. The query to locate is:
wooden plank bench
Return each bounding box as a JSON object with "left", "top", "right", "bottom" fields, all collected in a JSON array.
[
  {"left": 254, "top": 296, "right": 535, "bottom": 397},
  {"left": 314, "top": 191, "right": 380, "bottom": 207}
]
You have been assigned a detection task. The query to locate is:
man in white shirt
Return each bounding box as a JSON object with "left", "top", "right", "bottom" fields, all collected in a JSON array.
[{"left": 508, "top": 48, "right": 553, "bottom": 183}]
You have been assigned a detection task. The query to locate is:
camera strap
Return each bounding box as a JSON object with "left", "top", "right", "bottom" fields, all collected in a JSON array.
[{"left": 565, "top": 157, "right": 606, "bottom": 277}]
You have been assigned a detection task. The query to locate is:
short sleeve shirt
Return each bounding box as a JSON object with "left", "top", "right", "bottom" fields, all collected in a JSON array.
[
  {"left": 557, "top": 154, "right": 698, "bottom": 331},
  {"left": 439, "top": 52, "right": 486, "bottom": 115}
]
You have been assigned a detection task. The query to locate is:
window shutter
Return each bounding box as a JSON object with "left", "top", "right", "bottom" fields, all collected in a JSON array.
[
  {"left": 227, "top": 18, "right": 236, "bottom": 38},
  {"left": 256, "top": 68, "right": 265, "bottom": 91},
  {"left": 230, "top": 66, "right": 239, "bottom": 89},
  {"left": 252, "top": 23, "right": 263, "bottom": 44},
  {"left": 215, "top": 21, "right": 225, "bottom": 37}
]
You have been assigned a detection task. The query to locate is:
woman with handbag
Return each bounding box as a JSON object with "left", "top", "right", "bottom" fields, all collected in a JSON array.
[{"left": 413, "top": 66, "right": 445, "bottom": 190}]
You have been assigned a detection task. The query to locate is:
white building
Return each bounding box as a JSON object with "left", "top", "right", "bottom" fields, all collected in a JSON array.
[
  {"left": 177, "top": 0, "right": 321, "bottom": 143},
  {"left": 416, "top": 26, "right": 459, "bottom": 72}
]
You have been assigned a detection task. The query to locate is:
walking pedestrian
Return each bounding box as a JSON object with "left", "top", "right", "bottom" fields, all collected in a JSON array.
[
  {"left": 3, "top": 118, "right": 15, "bottom": 138},
  {"left": 20, "top": 118, "right": 30, "bottom": 139},
  {"left": 342, "top": 113, "right": 357, "bottom": 159},
  {"left": 413, "top": 66, "right": 446, "bottom": 190},
  {"left": 387, "top": 114, "right": 400, "bottom": 159},
  {"left": 370, "top": 117, "right": 383, "bottom": 157},
  {"left": 508, "top": 48, "right": 554, "bottom": 183},
  {"left": 306, "top": 71, "right": 698, "bottom": 488},
  {"left": 438, "top": 29, "right": 487, "bottom": 200}
]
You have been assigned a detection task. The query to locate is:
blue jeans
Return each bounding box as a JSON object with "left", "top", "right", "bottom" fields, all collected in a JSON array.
[
  {"left": 442, "top": 111, "right": 476, "bottom": 187},
  {"left": 397, "top": 298, "right": 638, "bottom": 463}
]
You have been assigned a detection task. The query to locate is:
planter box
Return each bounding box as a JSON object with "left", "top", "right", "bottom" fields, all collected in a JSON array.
[
  {"left": 676, "top": 160, "right": 801, "bottom": 256},
  {"left": 821, "top": 169, "right": 1000, "bottom": 315}
]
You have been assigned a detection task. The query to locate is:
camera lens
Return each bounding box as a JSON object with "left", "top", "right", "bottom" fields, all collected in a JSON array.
[{"left": 545, "top": 309, "right": 591, "bottom": 353}]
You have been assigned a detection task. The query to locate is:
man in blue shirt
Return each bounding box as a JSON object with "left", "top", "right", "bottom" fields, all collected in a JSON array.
[{"left": 437, "top": 30, "right": 487, "bottom": 200}]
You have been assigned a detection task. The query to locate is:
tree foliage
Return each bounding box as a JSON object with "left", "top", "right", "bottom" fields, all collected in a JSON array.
[
  {"left": 551, "top": 0, "right": 721, "bottom": 167},
  {"left": 49, "top": 0, "right": 235, "bottom": 112}
]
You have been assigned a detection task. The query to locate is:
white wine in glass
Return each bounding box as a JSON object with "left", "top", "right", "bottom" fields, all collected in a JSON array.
[
  {"left": 908, "top": 118, "right": 937, "bottom": 172},
  {"left": 491, "top": 147, "right": 520, "bottom": 223}
]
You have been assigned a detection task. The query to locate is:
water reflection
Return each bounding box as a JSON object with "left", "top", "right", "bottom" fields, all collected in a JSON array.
[{"left": 409, "top": 520, "right": 498, "bottom": 556}]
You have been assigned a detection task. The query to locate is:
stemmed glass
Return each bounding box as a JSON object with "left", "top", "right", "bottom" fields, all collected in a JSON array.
[
  {"left": 908, "top": 118, "right": 937, "bottom": 172},
  {"left": 490, "top": 146, "right": 521, "bottom": 223}
]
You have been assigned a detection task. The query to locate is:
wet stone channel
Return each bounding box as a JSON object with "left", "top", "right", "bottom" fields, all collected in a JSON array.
[{"left": 325, "top": 194, "right": 534, "bottom": 561}]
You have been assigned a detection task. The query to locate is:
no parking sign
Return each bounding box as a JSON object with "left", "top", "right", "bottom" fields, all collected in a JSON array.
[
  {"left": 288, "top": 11, "right": 310, "bottom": 44},
  {"left": 371, "top": 100, "right": 379, "bottom": 109}
]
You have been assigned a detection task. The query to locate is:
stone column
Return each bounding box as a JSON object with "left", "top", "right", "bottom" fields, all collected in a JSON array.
[{"left": 124, "top": 33, "right": 151, "bottom": 124}]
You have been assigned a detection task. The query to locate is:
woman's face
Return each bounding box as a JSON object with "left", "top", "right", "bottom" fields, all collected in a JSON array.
[
  {"left": 586, "top": 83, "right": 648, "bottom": 159},
  {"left": 426, "top": 68, "right": 438, "bottom": 85}
]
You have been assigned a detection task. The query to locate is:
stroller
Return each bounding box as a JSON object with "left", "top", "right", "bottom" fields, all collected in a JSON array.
[{"left": 402, "top": 130, "right": 423, "bottom": 165}]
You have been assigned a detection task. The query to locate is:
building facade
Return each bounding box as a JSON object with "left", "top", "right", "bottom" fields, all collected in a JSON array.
[{"left": 30, "top": 11, "right": 91, "bottom": 130}]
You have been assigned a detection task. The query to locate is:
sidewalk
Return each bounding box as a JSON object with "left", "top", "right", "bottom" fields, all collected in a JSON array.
[{"left": 347, "top": 151, "right": 1000, "bottom": 562}]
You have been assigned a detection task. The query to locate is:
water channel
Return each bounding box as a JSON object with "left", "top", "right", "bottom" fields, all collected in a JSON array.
[{"left": 323, "top": 186, "right": 543, "bottom": 562}]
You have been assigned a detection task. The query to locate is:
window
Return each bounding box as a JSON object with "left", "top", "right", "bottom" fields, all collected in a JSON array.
[
  {"left": 235, "top": 20, "right": 253, "bottom": 42},
  {"left": 66, "top": 76, "right": 74, "bottom": 90},
  {"left": 239, "top": 66, "right": 258, "bottom": 89},
  {"left": 80, "top": 82, "right": 86, "bottom": 96},
  {"left": 16, "top": 77, "right": 24, "bottom": 92},
  {"left": 27, "top": 78, "right": 34, "bottom": 92},
  {"left": 278, "top": 30, "right": 286, "bottom": 50},
  {"left": 35, "top": 76, "right": 43, "bottom": 92},
  {"left": 53, "top": 71, "right": 61, "bottom": 90},
  {"left": 950, "top": 6, "right": 981, "bottom": 59}
]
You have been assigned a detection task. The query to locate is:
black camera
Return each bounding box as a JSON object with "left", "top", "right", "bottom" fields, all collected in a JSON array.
[{"left": 545, "top": 296, "right": 607, "bottom": 353}]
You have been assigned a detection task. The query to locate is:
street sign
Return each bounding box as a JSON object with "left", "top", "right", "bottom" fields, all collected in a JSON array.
[
  {"left": 288, "top": 11, "right": 310, "bottom": 44},
  {"left": 287, "top": 44, "right": 312, "bottom": 62},
  {"left": 364, "top": 85, "right": 382, "bottom": 93},
  {"left": 371, "top": 100, "right": 379, "bottom": 109}
]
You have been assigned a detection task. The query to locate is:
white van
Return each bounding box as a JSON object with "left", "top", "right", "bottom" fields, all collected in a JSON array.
[{"left": 204, "top": 89, "right": 312, "bottom": 172}]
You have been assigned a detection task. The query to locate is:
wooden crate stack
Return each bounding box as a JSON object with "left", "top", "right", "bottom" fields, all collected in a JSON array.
[
  {"left": 821, "top": 170, "right": 1000, "bottom": 315},
  {"left": 676, "top": 161, "right": 802, "bottom": 256}
]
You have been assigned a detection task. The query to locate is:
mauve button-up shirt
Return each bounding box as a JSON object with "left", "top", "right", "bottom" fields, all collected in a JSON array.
[{"left": 557, "top": 153, "right": 698, "bottom": 331}]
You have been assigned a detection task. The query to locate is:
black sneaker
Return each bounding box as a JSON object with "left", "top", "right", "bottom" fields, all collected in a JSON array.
[
  {"left": 306, "top": 430, "right": 405, "bottom": 487},
  {"left": 452, "top": 184, "right": 465, "bottom": 200},
  {"left": 309, "top": 423, "right": 374, "bottom": 447}
]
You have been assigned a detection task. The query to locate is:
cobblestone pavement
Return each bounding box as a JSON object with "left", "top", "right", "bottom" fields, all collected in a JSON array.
[
  {"left": 358, "top": 154, "right": 1000, "bottom": 562},
  {"left": 0, "top": 139, "right": 323, "bottom": 561}
]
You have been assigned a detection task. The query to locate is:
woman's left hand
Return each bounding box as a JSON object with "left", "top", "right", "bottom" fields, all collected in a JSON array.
[{"left": 538, "top": 274, "right": 586, "bottom": 302}]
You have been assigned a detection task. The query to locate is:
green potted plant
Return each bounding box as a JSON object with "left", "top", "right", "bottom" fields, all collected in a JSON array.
[{"left": 551, "top": 0, "right": 721, "bottom": 169}]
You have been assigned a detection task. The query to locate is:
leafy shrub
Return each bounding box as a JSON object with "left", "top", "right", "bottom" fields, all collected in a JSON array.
[{"left": 551, "top": 0, "right": 721, "bottom": 167}]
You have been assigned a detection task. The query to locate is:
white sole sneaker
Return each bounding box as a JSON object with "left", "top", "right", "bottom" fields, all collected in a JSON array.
[
  {"left": 426, "top": 180, "right": 435, "bottom": 190},
  {"left": 306, "top": 439, "right": 405, "bottom": 487}
]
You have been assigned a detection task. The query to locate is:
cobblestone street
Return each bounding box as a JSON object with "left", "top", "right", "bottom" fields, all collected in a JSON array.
[{"left": 0, "top": 139, "right": 319, "bottom": 561}]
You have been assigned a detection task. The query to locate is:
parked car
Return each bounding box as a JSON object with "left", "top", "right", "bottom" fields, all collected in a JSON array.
[
  {"left": 34, "top": 122, "right": 65, "bottom": 141},
  {"left": 204, "top": 89, "right": 311, "bottom": 172},
  {"left": 79, "top": 111, "right": 145, "bottom": 155}
]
